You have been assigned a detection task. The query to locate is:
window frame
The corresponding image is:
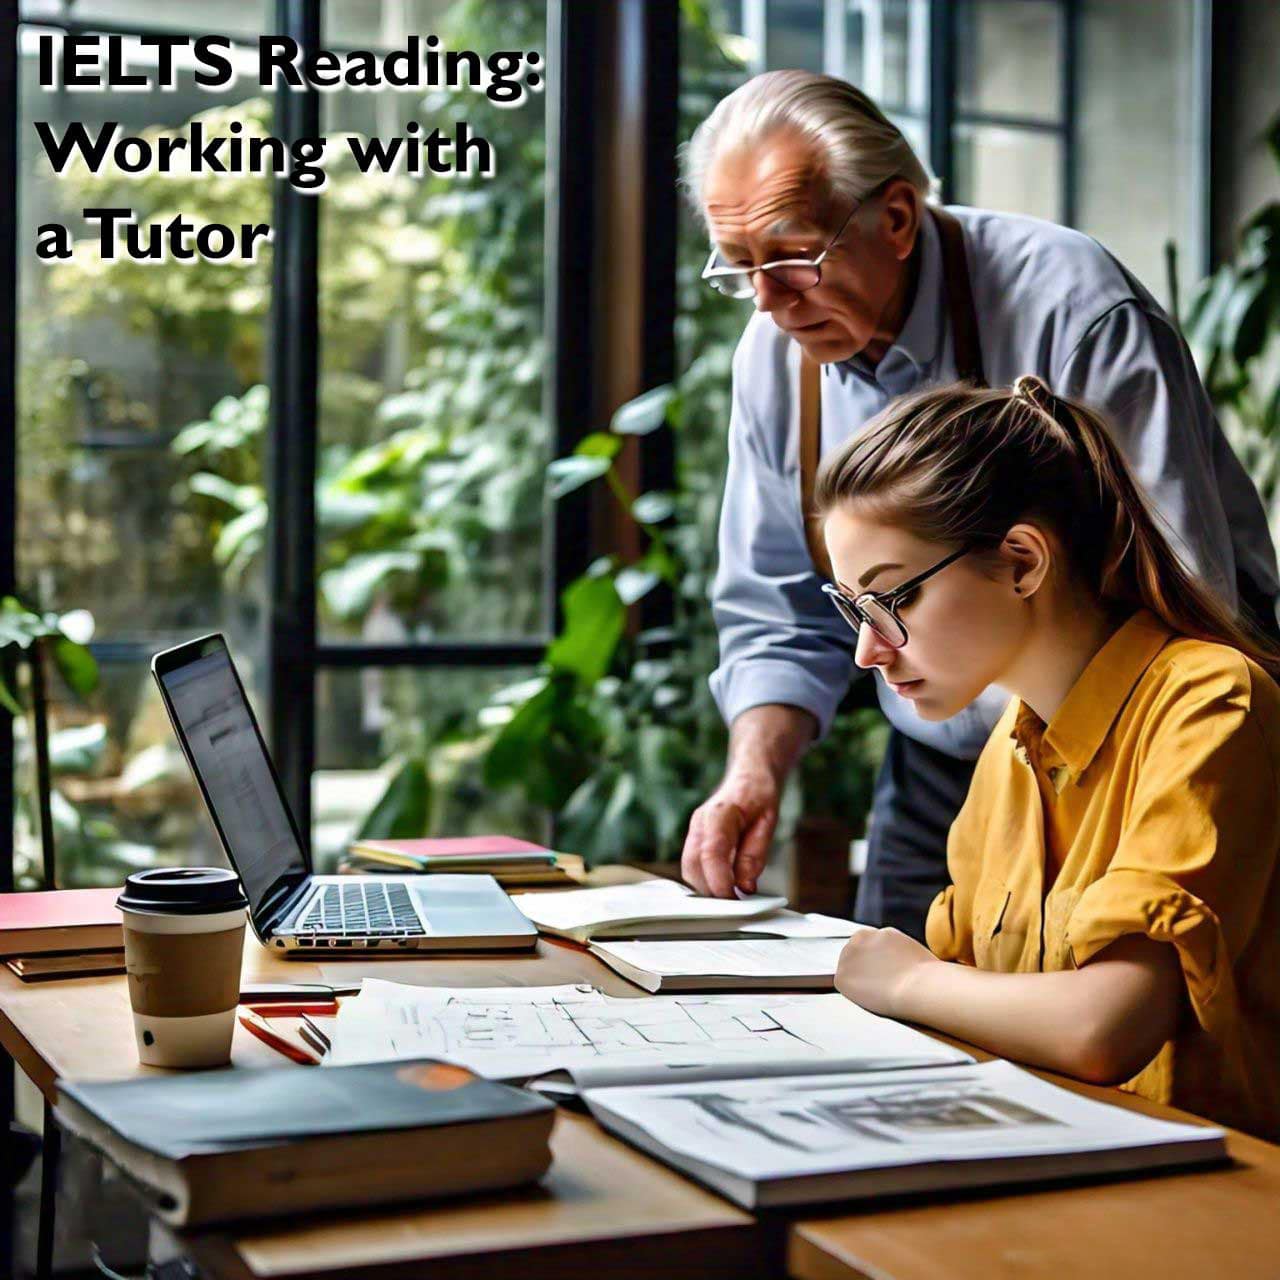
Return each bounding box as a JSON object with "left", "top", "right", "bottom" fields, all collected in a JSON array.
[{"left": 0, "top": 0, "right": 633, "bottom": 859}]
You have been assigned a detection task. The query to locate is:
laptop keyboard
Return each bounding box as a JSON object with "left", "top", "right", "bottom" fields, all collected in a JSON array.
[{"left": 298, "top": 882, "right": 426, "bottom": 936}]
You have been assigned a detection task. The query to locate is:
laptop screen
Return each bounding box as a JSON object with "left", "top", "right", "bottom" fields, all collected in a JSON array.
[{"left": 155, "top": 641, "right": 308, "bottom": 923}]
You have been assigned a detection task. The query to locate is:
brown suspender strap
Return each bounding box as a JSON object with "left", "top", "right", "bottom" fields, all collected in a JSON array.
[
  {"left": 798, "top": 206, "right": 986, "bottom": 579},
  {"left": 799, "top": 352, "right": 832, "bottom": 580},
  {"left": 930, "top": 205, "right": 986, "bottom": 386}
]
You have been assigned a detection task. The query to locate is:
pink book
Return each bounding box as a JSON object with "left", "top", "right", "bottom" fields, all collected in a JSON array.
[
  {"left": 0, "top": 886, "right": 125, "bottom": 956},
  {"left": 347, "top": 836, "right": 557, "bottom": 870}
]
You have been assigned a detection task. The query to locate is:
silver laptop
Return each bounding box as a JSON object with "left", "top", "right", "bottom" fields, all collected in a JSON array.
[{"left": 151, "top": 634, "right": 538, "bottom": 955}]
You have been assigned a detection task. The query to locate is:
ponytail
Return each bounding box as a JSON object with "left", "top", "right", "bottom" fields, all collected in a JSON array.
[{"left": 815, "top": 375, "right": 1280, "bottom": 679}]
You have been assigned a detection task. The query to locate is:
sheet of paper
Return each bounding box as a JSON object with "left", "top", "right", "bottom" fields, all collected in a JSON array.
[
  {"left": 510, "top": 881, "right": 786, "bottom": 934},
  {"left": 737, "top": 913, "right": 864, "bottom": 939},
  {"left": 590, "top": 936, "right": 849, "bottom": 979},
  {"left": 324, "top": 979, "right": 971, "bottom": 1088},
  {"left": 583, "top": 1059, "right": 1224, "bottom": 1183}
]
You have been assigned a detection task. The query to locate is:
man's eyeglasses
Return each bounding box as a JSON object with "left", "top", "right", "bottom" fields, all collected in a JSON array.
[
  {"left": 821, "top": 546, "right": 970, "bottom": 649},
  {"left": 701, "top": 200, "right": 861, "bottom": 300}
]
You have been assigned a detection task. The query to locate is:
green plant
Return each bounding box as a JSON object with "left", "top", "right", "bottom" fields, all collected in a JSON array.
[
  {"left": 21, "top": 0, "right": 551, "bottom": 875},
  {"left": 0, "top": 598, "right": 145, "bottom": 889},
  {"left": 0, "top": 598, "right": 97, "bottom": 716},
  {"left": 473, "top": 0, "right": 890, "bottom": 867},
  {"left": 1185, "top": 112, "right": 1280, "bottom": 506},
  {"left": 475, "top": 385, "right": 721, "bottom": 862}
]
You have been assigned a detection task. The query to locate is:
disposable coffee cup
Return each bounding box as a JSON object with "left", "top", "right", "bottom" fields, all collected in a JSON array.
[{"left": 116, "top": 867, "right": 249, "bottom": 1069}]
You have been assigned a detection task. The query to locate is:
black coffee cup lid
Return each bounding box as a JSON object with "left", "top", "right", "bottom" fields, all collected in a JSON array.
[{"left": 117, "top": 867, "right": 248, "bottom": 915}]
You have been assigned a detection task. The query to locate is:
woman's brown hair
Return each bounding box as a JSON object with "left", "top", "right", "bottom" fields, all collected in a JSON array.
[{"left": 814, "top": 375, "right": 1280, "bottom": 678}]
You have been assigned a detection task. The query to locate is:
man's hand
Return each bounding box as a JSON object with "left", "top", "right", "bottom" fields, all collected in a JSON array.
[
  {"left": 681, "top": 770, "right": 780, "bottom": 898},
  {"left": 681, "top": 704, "right": 816, "bottom": 898},
  {"left": 834, "top": 927, "right": 939, "bottom": 1019}
]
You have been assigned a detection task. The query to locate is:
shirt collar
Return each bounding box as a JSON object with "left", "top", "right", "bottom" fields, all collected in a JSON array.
[
  {"left": 839, "top": 209, "right": 945, "bottom": 386},
  {"left": 1009, "top": 609, "right": 1174, "bottom": 780}
]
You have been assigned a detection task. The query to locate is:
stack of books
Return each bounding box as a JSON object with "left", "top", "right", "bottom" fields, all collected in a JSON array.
[
  {"left": 339, "top": 835, "right": 584, "bottom": 887},
  {"left": 0, "top": 886, "right": 126, "bottom": 982}
]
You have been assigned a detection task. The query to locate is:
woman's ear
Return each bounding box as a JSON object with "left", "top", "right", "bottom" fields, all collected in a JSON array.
[{"left": 1001, "top": 523, "right": 1052, "bottom": 599}]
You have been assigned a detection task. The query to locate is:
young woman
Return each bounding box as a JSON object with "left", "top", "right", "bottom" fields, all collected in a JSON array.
[{"left": 816, "top": 374, "right": 1280, "bottom": 1141}]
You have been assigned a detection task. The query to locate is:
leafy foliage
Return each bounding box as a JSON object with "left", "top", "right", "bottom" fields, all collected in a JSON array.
[
  {"left": 470, "top": 0, "right": 891, "bottom": 865},
  {"left": 1185, "top": 113, "right": 1280, "bottom": 511},
  {"left": 20, "top": 0, "right": 889, "bottom": 878}
]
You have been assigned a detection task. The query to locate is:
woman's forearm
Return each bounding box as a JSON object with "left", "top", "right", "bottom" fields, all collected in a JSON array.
[
  {"left": 897, "top": 961, "right": 1116, "bottom": 1078},
  {"left": 893, "top": 935, "right": 1182, "bottom": 1084}
]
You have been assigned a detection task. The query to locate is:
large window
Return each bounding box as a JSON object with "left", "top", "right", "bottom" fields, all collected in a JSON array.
[
  {"left": 953, "top": 0, "right": 1067, "bottom": 224},
  {"left": 9, "top": 0, "right": 554, "bottom": 886},
  {"left": 310, "top": 1, "right": 551, "bottom": 862},
  {"left": 952, "top": 0, "right": 1207, "bottom": 304},
  {"left": 15, "top": 8, "right": 273, "bottom": 885},
  {"left": 4, "top": 0, "right": 1214, "bottom": 889},
  {"left": 706, "top": 0, "right": 1206, "bottom": 306}
]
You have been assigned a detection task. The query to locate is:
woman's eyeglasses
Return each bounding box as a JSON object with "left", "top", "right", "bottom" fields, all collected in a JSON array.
[{"left": 821, "top": 546, "right": 970, "bottom": 649}]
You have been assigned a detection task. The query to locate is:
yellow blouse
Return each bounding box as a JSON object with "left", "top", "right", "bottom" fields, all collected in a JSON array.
[{"left": 926, "top": 609, "right": 1280, "bottom": 1141}]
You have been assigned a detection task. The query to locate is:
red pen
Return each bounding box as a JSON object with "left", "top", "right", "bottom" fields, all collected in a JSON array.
[
  {"left": 242, "top": 1000, "right": 339, "bottom": 1018},
  {"left": 237, "top": 1008, "right": 322, "bottom": 1065}
]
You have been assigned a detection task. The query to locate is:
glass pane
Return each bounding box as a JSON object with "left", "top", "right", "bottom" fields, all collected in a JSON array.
[
  {"left": 315, "top": 0, "right": 550, "bottom": 644},
  {"left": 312, "top": 667, "right": 547, "bottom": 872},
  {"left": 16, "top": 27, "right": 271, "bottom": 882},
  {"left": 877, "top": 0, "right": 929, "bottom": 114},
  {"left": 764, "top": 0, "right": 825, "bottom": 73},
  {"left": 891, "top": 113, "right": 929, "bottom": 173},
  {"left": 20, "top": 0, "right": 268, "bottom": 37},
  {"left": 1075, "top": 0, "right": 1200, "bottom": 307},
  {"left": 956, "top": 0, "right": 1063, "bottom": 122},
  {"left": 952, "top": 122, "right": 1062, "bottom": 223},
  {"left": 18, "top": 30, "right": 271, "bottom": 644},
  {"left": 778, "top": 0, "right": 931, "bottom": 123},
  {"left": 15, "top": 658, "right": 257, "bottom": 889},
  {"left": 326, "top": 0, "right": 455, "bottom": 48}
]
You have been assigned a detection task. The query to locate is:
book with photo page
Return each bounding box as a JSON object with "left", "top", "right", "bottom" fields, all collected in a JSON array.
[{"left": 581, "top": 1059, "right": 1227, "bottom": 1209}]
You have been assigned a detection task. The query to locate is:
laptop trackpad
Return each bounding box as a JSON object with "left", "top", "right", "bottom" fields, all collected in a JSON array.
[{"left": 407, "top": 874, "right": 536, "bottom": 938}]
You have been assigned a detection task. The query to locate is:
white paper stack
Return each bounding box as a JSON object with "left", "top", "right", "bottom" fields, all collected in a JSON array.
[
  {"left": 509, "top": 879, "right": 791, "bottom": 942},
  {"left": 589, "top": 932, "right": 862, "bottom": 992}
]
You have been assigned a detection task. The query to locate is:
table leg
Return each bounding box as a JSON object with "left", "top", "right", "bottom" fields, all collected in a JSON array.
[
  {"left": 35, "top": 1097, "right": 60, "bottom": 1280},
  {"left": 2, "top": 1055, "right": 13, "bottom": 1279}
]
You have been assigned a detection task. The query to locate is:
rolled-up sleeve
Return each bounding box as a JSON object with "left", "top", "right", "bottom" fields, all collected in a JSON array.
[
  {"left": 708, "top": 362, "right": 855, "bottom": 740},
  {"left": 1066, "top": 683, "right": 1280, "bottom": 1036},
  {"left": 1056, "top": 300, "right": 1239, "bottom": 607}
]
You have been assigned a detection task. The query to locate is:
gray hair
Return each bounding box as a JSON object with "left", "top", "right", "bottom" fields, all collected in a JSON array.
[{"left": 680, "top": 70, "right": 935, "bottom": 226}]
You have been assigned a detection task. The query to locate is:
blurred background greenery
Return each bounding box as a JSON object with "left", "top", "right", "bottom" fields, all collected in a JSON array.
[{"left": 11, "top": 0, "right": 1279, "bottom": 889}]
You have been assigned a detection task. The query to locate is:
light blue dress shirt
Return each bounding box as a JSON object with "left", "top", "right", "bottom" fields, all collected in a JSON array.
[{"left": 710, "top": 205, "right": 1280, "bottom": 759}]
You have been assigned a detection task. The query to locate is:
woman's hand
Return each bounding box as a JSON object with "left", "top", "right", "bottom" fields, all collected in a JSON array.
[{"left": 835, "top": 927, "right": 939, "bottom": 1019}]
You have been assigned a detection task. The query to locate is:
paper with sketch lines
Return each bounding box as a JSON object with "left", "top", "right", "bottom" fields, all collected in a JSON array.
[{"left": 324, "top": 980, "right": 972, "bottom": 1089}]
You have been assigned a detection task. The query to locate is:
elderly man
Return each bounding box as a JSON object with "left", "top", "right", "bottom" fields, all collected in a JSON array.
[{"left": 679, "top": 69, "right": 1280, "bottom": 938}]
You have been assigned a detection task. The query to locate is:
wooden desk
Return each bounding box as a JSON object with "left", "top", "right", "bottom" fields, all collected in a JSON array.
[
  {"left": 4, "top": 898, "right": 1280, "bottom": 1280},
  {"left": 789, "top": 1074, "right": 1280, "bottom": 1280},
  {"left": 0, "top": 929, "right": 772, "bottom": 1280}
]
